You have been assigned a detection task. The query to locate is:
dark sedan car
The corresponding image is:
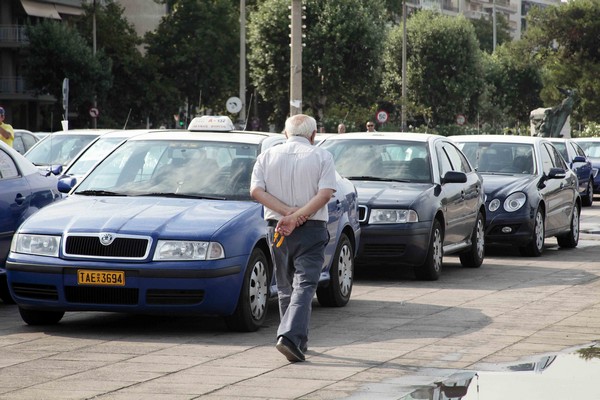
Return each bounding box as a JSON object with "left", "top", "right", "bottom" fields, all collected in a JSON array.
[
  {"left": 572, "top": 137, "right": 600, "bottom": 199},
  {"left": 319, "top": 132, "right": 485, "bottom": 281},
  {"left": 0, "top": 141, "right": 61, "bottom": 303},
  {"left": 548, "top": 138, "right": 594, "bottom": 206},
  {"left": 452, "top": 135, "right": 580, "bottom": 257}
]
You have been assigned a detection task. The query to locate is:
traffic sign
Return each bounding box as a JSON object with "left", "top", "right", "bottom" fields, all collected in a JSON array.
[
  {"left": 456, "top": 114, "right": 466, "bottom": 126},
  {"left": 89, "top": 107, "right": 99, "bottom": 118},
  {"left": 376, "top": 110, "right": 388, "bottom": 124},
  {"left": 226, "top": 97, "right": 243, "bottom": 114}
]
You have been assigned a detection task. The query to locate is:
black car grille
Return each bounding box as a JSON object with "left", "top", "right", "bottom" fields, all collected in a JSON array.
[
  {"left": 363, "top": 243, "right": 406, "bottom": 257},
  {"left": 11, "top": 283, "right": 59, "bottom": 300},
  {"left": 65, "top": 235, "right": 149, "bottom": 259},
  {"left": 146, "top": 289, "right": 205, "bottom": 305},
  {"left": 65, "top": 286, "right": 138, "bottom": 305},
  {"left": 358, "top": 205, "right": 368, "bottom": 222}
]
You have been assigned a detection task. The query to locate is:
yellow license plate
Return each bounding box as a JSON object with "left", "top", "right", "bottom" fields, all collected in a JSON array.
[{"left": 77, "top": 270, "right": 125, "bottom": 286}]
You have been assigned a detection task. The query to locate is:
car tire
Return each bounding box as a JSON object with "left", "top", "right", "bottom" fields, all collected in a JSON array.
[
  {"left": 519, "top": 208, "right": 545, "bottom": 257},
  {"left": 582, "top": 179, "right": 593, "bottom": 207},
  {"left": 557, "top": 203, "right": 580, "bottom": 248},
  {"left": 317, "top": 233, "right": 354, "bottom": 307},
  {"left": 415, "top": 219, "right": 443, "bottom": 281},
  {"left": 0, "top": 276, "right": 16, "bottom": 305},
  {"left": 19, "top": 307, "right": 64, "bottom": 325},
  {"left": 459, "top": 211, "right": 485, "bottom": 268},
  {"left": 224, "top": 248, "right": 270, "bottom": 332}
]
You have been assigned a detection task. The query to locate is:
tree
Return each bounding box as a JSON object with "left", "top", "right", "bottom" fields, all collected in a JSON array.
[
  {"left": 21, "top": 20, "right": 112, "bottom": 129},
  {"left": 76, "top": 1, "right": 167, "bottom": 128},
  {"left": 470, "top": 13, "right": 512, "bottom": 53},
  {"left": 522, "top": 0, "right": 600, "bottom": 124},
  {"left": 247, "top": 0, "right": 387, "bottom": 129},
  {"left": 383, "top": 10, "right": 484, "bottom": 127},
  {"left": 146, "top": 0, "right": 239, "bottom": 120}
]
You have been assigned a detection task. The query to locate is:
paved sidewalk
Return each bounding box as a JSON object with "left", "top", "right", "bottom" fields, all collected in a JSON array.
[{"left": 1, "top": 209, "right": 599, "bottom": 399}]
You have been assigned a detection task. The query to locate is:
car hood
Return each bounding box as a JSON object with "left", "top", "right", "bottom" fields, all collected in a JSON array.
[
  {"left": 481, "top": 174, "right": 538, "bottom": 198},
  {"left": 353, "top": 180, "right": 433, "bottom": 206},
  {"left": 18, "top": 196, "right": 261, "bottom": 239}
]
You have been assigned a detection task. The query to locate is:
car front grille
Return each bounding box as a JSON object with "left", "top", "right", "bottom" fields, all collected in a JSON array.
[
  {"left": 64, "top": 234, "right": 150, "bottom": 259},
  {"left": 11, "top": 283, "right": 59, "bottom": 300},
  {"left": 65, "top": 286, "right": 138, "bottom": 305},
  {"left": 362, "top": 243, "right": 406, "bottom": 257},
  {"left": 146, "top": 289, "right": 205, "bottom": 305}
]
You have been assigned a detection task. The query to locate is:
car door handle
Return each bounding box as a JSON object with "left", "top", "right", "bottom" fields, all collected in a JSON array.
[{"left": 15, "top": 193, "right": 26, "bottom": 205}]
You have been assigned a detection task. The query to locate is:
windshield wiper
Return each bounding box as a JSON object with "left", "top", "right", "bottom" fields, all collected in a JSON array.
[
  {"left": 76, "top": 190, "right": 127, "bottom": 196},
  {"left": 345, "top": 176, "right": 410, "bottom": 182},
  {"left": 136, "top": 193, "right": 227, "bottom": 200}
]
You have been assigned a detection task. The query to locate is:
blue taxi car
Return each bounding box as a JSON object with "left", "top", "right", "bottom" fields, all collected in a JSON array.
[{"left": 6, "top": 117, "right": 360, "bottom": 331}]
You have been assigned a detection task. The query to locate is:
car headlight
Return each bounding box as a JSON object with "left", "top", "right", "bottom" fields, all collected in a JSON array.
[
  {"left": 153, "top": 240, "right": 225, "bottom": 261},
  {"left": 368, "top": 209, "right": 418, "bottom": 224},
  {"left": 11, "top": 234, "right": 61, "bottom": 257},
  {"left": 504, "top": 192, "right": 526, "bottom": 212},
  {"left": 488, "top": 198, "right": 501, "bottom": 212}
]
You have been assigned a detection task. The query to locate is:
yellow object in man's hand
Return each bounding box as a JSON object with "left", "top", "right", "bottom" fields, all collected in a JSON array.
[{"left": 273, "top": 231, "right": 285, "bottom": 248}]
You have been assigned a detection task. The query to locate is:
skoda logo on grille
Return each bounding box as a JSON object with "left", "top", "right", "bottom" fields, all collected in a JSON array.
[{"left": 99, "top": 233, "right": 115, "bottom": 246}]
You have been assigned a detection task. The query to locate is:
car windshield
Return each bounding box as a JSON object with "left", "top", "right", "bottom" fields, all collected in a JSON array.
[
  {"left": 320, "top": 139, "right": 431, "bottom": 182},
  {"left": 25, "top": 134, "right": 98, "bottom": 166},
  {"left": 576, "top": 141, "right": 600, "bottom": 158},
  {"left": 66, "top": 137, "right": 127, "bottom": 176},
  {"left": 74, "top": 139, "right": 259, "bottom": 200},
  {"left": 457, "top": 142, "right": 535, "bottom": 174}
]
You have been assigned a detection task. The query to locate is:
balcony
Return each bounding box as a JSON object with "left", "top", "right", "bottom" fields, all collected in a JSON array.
[
  {"left": 0, "top": 25, "right": 28, "bottom": 47},
  {"left": 0, "top": 76, "right": 28, "bottom": 94}
]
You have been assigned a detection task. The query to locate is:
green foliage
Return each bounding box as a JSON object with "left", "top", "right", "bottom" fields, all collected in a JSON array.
[
  {"left": 383, "top": 10, "right": 484, "bottom": 127},
  {"left": 145, "top": 0, "right": 239, "bottom": 117},
  {"left": 22, "top": 20, "right": 112, "bottom": 129},
  {"left": 522, "top": 0, "right": 600, "bottom": 124},
  {"left": 470, "top": 13, "right": 512, "bottom": 53},
  {"left": 247, "top": 0, "right": 387, "bottom": 128}
]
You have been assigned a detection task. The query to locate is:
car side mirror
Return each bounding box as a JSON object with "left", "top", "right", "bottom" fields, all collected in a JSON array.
[
  {"left": 547, "top": 167, "right": 566, "bottom": 179},
  {"left": 442, "top": 171, "right": 467, "bottom": 184},
  {"left": 57, "top": 177, "right": 77, "bottom": 193},
  {"left": 573, "top": 155, "right": 586, "bottom": 163},
  {"left": 46, "top": 164, "right": 63, "bottom": 177}
]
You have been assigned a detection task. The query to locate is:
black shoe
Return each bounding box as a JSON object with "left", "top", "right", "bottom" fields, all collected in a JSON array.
[{"left": 276, "top": 336, "right": 305, "bottom": 362}]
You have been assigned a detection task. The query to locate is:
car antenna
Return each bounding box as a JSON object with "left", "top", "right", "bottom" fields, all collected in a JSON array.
[{"left": 122, "top": 108, "right": 132, "bottom": 129}]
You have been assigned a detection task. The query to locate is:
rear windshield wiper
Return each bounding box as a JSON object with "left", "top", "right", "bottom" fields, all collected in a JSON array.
[{"left": 76, "top": 190, "right": 127, "bottom": 196}]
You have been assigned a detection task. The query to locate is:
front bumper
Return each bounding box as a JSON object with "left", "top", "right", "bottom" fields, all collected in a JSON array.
[
  {"left": 484, "top": 208, "right": 535, "bottom": 245},
  {"left": 355, "top": 221, "right": 431, "bottom": 267},
  {"left": 6, "top": 256, "right": 245, "bottom": 316}
]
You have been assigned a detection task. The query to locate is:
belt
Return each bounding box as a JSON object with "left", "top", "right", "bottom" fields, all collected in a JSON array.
[{"left": 267, "top": 219, "right": 326, "bottom": 228}]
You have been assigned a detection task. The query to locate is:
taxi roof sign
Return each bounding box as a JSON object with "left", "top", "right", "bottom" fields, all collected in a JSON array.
[{"left": 188, "top": 116, "right": 236, "bottom": 132}]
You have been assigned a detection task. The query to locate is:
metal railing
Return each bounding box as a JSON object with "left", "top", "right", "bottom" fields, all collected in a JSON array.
[{"left": 0, "top": 25, "right": 28, "bottom": 44}]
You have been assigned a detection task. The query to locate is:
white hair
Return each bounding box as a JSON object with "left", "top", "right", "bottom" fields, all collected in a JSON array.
[{"left": 285, "top": 114, "right": 316, "bottom": 139}]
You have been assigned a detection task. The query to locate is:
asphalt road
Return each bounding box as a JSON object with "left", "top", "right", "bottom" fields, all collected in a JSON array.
[{"left": 1, "top": 203, "right": 600, "bottom": 399}]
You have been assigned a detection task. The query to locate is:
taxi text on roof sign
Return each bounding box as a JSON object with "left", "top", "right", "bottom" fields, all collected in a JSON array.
[{"left": 188, "top": 116, "right": 236, "bottom": 132}]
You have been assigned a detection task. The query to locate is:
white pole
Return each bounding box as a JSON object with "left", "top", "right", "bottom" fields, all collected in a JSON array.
[{"left": 239, "top": 0, "right": 246, "bottom": 127}]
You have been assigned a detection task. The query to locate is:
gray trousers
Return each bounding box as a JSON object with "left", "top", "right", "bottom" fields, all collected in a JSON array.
[{"left": 271, "top": 222, "right": 328, "bottom": 350}]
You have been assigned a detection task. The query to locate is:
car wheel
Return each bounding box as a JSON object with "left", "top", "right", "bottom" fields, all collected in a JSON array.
[
  {"left": 519, "top": 208, "right": 545, "bottom": 257},
  {"left": 557, "top": 203, "right": 580, "bottom": 248},
  {"left": 225, "top": 248, "right": 270, "bottom": 332},
  {"left": 582, "top": 179, "right": 593, "bottom": 207},
  {"left": 459, "top": 211, "right": 485, "bottom": 268},
  {"left": 0, "top": 276, "right": 16, "bottom": 304},
  {"left": 317, "top": 233, "right": 354, "bottom": 307},
  {"left": 415, "top": 219, "right": 443, "bottom": 281},
  {"left": 19, "top": 307, "right": 64, "bottom": 325}
]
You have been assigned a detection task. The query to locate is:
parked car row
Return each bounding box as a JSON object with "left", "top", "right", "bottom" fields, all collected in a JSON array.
[{"left": 1, "top": 120, "right": 596, "bottom": 331}]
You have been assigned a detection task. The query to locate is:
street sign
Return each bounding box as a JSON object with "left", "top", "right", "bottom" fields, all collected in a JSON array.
[
  {"left": 89, "top": 107, "right": 99, "bottom": 118},
  {"left": 62, "top": 78, "right": 69, "bottom": 114},
  {"left": 376, "top": 110, "right": 388, "bottom": 124},
  {"left": 226, "top": 97, "right": 243, "bottom": 114},
  {"left": 456, "top": 114, "right": 466, "bottom": 126}
]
